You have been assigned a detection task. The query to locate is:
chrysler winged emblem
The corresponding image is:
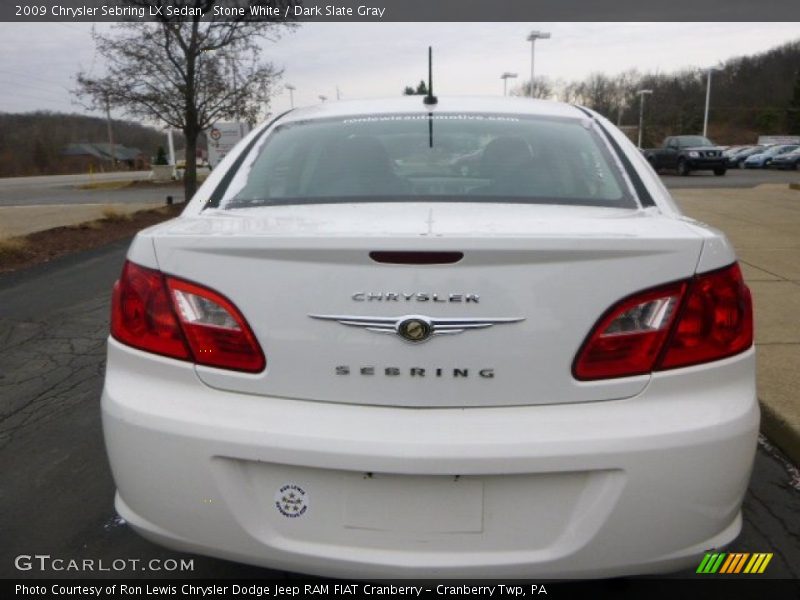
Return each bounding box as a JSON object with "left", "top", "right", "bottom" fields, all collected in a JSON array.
[{"left": 308, "top": 314, "right": 525, "bottom": 343}]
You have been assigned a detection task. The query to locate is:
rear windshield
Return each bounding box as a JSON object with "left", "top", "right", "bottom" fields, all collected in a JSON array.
[{"left": 217, "top": 113, "right": 635, "bottom": 210}]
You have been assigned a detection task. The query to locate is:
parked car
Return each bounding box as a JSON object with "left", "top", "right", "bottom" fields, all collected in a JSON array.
[
  {"left": 743, "top": 144, "right": 799, "bottom": 168},
  {"left": 726, "top": 145, "right": 764, "bottom": 168},
  {"left": 643, "top": 135, "right": 727, "bottom": 176},
  {"left": 768, "top": 147, "right": 800, "bottom": 170},
  {"left": 103, "top": 96, "right": 757, "bottom": 579},
  {"left": 722, "top": 145, "right": 748, "bottom": 157}
]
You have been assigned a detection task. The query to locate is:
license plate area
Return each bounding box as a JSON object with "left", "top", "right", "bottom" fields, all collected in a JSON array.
[
  {"left": 212, "top": 457, "right": 623, "bottom": 557},
  {"left": 343, "top": 474, "right": 483, "bottom": 533}
]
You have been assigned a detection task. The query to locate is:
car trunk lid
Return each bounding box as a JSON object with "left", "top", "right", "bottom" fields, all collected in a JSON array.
[{"left": 149, "top": 202, "right": 704, "bottom": 407}]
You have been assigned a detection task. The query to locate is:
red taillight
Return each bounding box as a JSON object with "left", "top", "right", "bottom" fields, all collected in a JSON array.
[
  {"left": 572, "top": 282, "right": 686, "bottom": 380},
  {"left": 573, "top": 263, "right": 753, "bottom": 380},
  {"left": 659, "top": 263, "right": 753, "bottom": 370},
  {"left": 166, "top": 277, "right": 265, "bottom": 373},
  {"left": 111, "top": 261, "right": 265, "bottom": 373},
  {"left": 111, "top": 262, "right": 190, "bottom": 360}
]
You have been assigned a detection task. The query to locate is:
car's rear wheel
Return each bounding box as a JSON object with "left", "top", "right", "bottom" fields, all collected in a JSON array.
[
  {"left": 677, "top": 159, "right": 690, "bottom": 176},
  {"left": 714, "top": 168, "right": 727, "bottom": 176}
]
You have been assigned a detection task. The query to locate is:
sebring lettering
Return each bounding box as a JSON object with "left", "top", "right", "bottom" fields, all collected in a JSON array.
[
  {"left": 336, "top": 366, "right": 495, "bottom": 378},
  {"left": 353, "top": 292, "right": 479, "bottom": 303}
]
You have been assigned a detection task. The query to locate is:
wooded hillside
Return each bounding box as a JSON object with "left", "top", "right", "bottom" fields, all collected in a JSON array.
[
  {"left": 550, "top": 39, "right": 800, "bottom": 146},
  {"left": 0, "top": 112, "right": 165, "bottom": 177}
]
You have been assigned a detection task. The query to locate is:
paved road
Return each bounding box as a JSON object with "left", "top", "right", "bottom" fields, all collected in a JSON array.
[
  {"left": 0, "top": 244, "right": 798, "bottom": 580},
  {"left": 0, "top": 171, "right": 189, "bottom": 207},
  {"left": 0, "top": 182, "right": 184, "bottom": 208},
  {"left": 0, "top": 168, "right": 796, "bottom": 208},
  {"left": 661, "top": 167, "right": 799, "bottom": 189},
  {"left": 0, "top": 171, "right": 154, "bottom": 189}
]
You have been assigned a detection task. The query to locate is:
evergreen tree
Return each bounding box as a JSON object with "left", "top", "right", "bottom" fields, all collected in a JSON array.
[{"left": 402, "top": 81, "right": 429, "bottom": 96}]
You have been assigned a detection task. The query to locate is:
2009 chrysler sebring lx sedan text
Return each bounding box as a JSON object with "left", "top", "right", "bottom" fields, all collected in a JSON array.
[{"left": 102, "top": 96, "right": 758, "bottom": 579}]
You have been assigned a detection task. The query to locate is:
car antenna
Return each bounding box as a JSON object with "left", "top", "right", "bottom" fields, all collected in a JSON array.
[
  {"left": 427, "top": 110, "right": 434, "bottom": 148},
  {"left": 424, "top": 46, "right": 437, "bottom": 106},
  {"left": 423, "top": 46, "right": 437, "bottom": 148}
]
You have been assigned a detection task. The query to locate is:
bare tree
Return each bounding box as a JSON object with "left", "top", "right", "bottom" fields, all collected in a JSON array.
[
  {"left": 611, "top": 70, "right": 640, "bottom": 125},
  {"left": 513, "top": 77, "right": 553, "bottom": 99},
  {"left": 558, "top": 80, "right": 583, "bottom": 105},
  {"left": 75, "top": 1, "right": 297, "bottom": 199}
]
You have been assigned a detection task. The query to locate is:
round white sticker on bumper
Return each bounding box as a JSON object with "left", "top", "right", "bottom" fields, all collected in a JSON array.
[{"left": 274, "top": 483, "right": 309, "bottom": 518}]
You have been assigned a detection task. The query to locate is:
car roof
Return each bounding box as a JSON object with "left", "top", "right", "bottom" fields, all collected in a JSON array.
[{"left": 277, "top": 96, "right": 588, "bottom": 124}]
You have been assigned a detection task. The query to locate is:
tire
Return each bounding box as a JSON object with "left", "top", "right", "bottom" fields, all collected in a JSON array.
[
  {"left": 677, "top": 159, "right": 690, "bottom": 176},
  {"left": 714, "top": 168, "right": 727, "bottom": 176}
]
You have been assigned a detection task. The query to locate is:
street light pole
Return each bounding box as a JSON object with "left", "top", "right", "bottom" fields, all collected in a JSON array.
[
  {"left": 319, "top": 95, "right": 327, "bottom": 103},
  {"left": 703, "top": 66, "right": 723, "bottom": 138},
  {"left": 286, "top": 84, "right": 295, "bottom": 108},
  {"left": 526, "top": 30, "right": 551, "bottom": 98},
  {"left": 500, "top": 72, "right": 518, "bottom": 96},
  {"left": 103, "top": 91, "right": 116, "bottom": 170},
  {"left": 637, "top": 89, "right": 653, "bottom": 149}
]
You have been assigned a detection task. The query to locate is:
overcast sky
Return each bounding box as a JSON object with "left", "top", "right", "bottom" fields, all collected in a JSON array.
[{"left": 0, "top": 22, "right": 798, "bottom": 122}]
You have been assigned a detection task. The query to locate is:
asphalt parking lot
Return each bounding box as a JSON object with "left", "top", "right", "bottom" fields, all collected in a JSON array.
[
  {"left": 661, "top": 167, "right": 799, "bottom": 189},
  {"left": 1, "top": 169, "right": 799, "bottom": 581}
]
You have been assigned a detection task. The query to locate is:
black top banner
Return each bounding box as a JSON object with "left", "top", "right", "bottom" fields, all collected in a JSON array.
[{"left": 4, "top": 0, "right": 800, "bottom": 22}]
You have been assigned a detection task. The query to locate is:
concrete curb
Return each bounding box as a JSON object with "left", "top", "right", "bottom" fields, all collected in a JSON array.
[{"left": 760, "top": 400, "right": 800, "bottom": 466}]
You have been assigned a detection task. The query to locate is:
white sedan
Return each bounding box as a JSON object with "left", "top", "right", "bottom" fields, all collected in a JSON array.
[{"left": 102, "top": 96, "right": 757, "bottom": 578}]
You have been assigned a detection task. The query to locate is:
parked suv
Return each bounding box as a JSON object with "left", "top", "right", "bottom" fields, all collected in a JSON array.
[{"left": 644, "top": 136, "right": 726, "bottom": 176}]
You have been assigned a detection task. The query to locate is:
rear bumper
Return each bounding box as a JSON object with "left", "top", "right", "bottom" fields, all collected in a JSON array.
[{"left": 102, "top": 338, "right": 759, "bottom": 579}]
